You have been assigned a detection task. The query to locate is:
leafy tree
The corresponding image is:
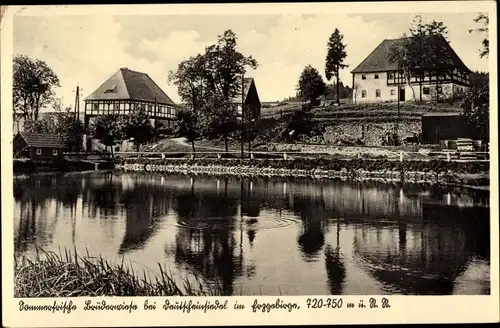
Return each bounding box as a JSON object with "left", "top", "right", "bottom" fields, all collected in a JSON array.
[
  {"left": 174, "top": 109, "right": 202, "bottom": 156},
  {"left": 90, "top": 115, "right": 123, "bottom": 156},
  {"left": 297, "top": 65, "right": 326, "bottom": 103},
  {"left": 325, "top": 28, "right": 348, "bottom": 105},
  {"left": 469, "top": 13, "right": 489, "bottom": 58},
  {"left": 24, "top": 103, "right": 85, "bottom": 152},
  {"left": 168, "top": 29, "right": 258, "bottom": 144},
  {"left": 286, "top": 109, "right": 314, "bottom": 141},
  {"left": 389, "top": 16, "right": 451, "bottom": 102},
  {"left": 461, "top": 85, "right": 489, "bottom": 145},
  {"left": 13, "top": 55, "right": 60, "bottom": 122},
  {"left": 200, "top": 95, "right": 239, "bottom": 153},
  {"left": 120, "top": 108, "right": 155, "bottom": 152},
  {"left": 168, "top": 54, "right": 208, "bottom": 112}
]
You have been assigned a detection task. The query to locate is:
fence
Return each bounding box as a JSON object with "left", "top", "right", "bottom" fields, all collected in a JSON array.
[{"left": 112, "top": 150, "right": 489, "bottom": 163}]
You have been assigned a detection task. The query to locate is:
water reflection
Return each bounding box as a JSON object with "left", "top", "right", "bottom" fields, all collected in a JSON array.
[{"left": 13, "top": 172, "right": 490, "bottom": 295}]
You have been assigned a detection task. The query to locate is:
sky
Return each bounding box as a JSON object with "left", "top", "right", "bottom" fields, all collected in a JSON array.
[{"left": 13, "top": 9, "right": 490, "bottom": 109}]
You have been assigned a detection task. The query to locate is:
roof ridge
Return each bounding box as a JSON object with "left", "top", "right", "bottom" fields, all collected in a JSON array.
[{"left": 119, "top": 68, "right": 132, "bottom": 99}]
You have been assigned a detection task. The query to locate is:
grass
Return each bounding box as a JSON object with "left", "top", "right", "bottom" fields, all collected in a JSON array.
[{"left": 14, "top": 247, "right": 220, "bottom": 297}]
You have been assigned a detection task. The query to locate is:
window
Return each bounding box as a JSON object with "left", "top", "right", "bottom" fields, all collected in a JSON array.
[
  {"left": 104, "top": 84, "right": 116, "bottom": 93},
  {"left": 390, "top": 89, "right": 396, "bottom": 96},
  {"left": 361, "top": 90, "right": 367, "bottom": 98},
  {"left": 361, "top": 74, "right": 366, "bottom": 80},
  {"left": 36, "top": 148, "right": 42, "bottom": 155},
  {"left": 375, "top": 89, "right": 381, "bottom": 97},
  {"left": 53, "top": 149, "right": 58, "bottom": 156},
  {"left": 99, "top": 103, "right": 104, "bottom": 110},
  {"left": 388, "top": 73, "right": 394, "bottom": 79},
  {"left": 374, "top": 74, "right": 379, "bottom": 79},
  {"left": 423, "top": 87, "right": 430, "bottom": 95}
]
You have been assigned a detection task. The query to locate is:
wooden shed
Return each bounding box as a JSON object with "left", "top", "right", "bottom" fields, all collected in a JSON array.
[
  {"left": 421, "top": 112, "right": 478, "bottom": 145},
  {"left": 13, "top": 132, "right": 65, "bottom": 162}
]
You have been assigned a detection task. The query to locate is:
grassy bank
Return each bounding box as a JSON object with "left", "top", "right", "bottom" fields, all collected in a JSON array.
[{"left": 14, "top": 248, "right": 218, "bottom": 297}]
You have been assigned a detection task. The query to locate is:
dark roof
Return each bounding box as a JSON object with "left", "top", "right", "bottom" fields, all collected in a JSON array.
[
  {"left": 231, "top": 77, "right": 256, "bottom": 104},
  {"left": 85, "top": 68, "right": 176, "bottom": 106},
  {"left": 352, "top": 37, "right": 470, "bottom": 73},
  {"left": 18, "top": 132, "right": 65, "bottom": 148}
]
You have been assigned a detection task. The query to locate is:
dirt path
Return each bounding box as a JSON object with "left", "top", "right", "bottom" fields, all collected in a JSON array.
[{"left": 172, "top": 137, "right": 228, "bottom": 152}]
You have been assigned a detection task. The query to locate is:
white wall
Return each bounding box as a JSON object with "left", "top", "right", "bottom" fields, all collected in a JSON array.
[
  {"left": 353, "top": 72, "right": 398, "bottom": 103},
  {"left": 353, "top": 72, "right": 469, "bottom": 103}
]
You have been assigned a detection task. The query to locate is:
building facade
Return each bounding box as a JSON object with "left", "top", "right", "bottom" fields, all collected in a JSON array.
[
  {"left": 84, "top": 67, "right": 177, "bottom": 151},
  {"left": 232, "top": 77, "right": 261, "bottom": 121},
  {"left": 351, "top": 38, "right": 471, "bottom": 103},
  {"left": 13, "top": 132, "right": 65, "bottom": 162},
  {"left": 84, "top": 68, "right": 177, "bottom": 129}
]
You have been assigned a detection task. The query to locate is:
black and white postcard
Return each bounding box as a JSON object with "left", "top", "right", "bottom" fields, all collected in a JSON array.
[{"left": 1, "top": 2, "right": 498, "bottom": 326}]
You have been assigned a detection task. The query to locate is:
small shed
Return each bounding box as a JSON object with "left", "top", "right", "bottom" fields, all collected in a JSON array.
[
  {"left": 421, "top": 112, "right": 478, "bottom": 145},
  {"left": 13, "top": 132, "right": 65, "bottom": 161}
]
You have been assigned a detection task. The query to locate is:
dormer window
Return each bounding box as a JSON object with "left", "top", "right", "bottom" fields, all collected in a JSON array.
[{"left": 104, "top": 84, "right": 117, "bottom": 93}]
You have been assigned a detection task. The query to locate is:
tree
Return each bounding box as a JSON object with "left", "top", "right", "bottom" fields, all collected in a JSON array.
[
  {"left": 200, "top": 95, "right": 239, "bottom": 153},
  {"left": 469, "top": 13, "right": 489, "bottom": 58},
  {"left": 168, "top": 54, "right": 208, "bottom": 112},
  {"left": 388, "top": 16, "right": 451, "bottom": 102},
  {"left": 24, "top": 102, "right": 85, "bottom": 152},
  {"left": 168, "top": 29, "right": 258, "bottom": 146},
  {"left": 325, "top": 28, "right": 348, "bottom": 105},
  {"left": 90, "top": 115, "right": 123, "bottom": 156},
  {"left": 204, "top": 30, "right": 258, "bottom": 100},
  {"left": 297, "top": 65, "right": 326, "bottom": 103},
  {"left": 461, "top": 85, "right": 489, "bottom": 145},
  {"left": 174, "top": 109, "right": 202, "bottom": 156},
  {"left": 13, "top": 55, "right": 60, "bottom": 122},
  {"left": 120, "top": 108, "right": 155, "bottom": 152}
]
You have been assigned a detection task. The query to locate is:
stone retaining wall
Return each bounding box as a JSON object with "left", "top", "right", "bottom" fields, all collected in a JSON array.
[{"left": 115, "top": 162, "right": 457, "bottom": 184}]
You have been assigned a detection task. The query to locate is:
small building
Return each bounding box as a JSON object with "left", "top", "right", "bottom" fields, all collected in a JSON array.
[
  {"left": 421, "top": 112, "right": 479, "bottom": 145},
  {"left": 351, "top": 37, "right": 471, "bottom": 103},
  {"left": 232, "top": 77, "right": 261, "bottom": 121},
  {"left": 13, "top": 132, "right": 65, "bottom": 162}
]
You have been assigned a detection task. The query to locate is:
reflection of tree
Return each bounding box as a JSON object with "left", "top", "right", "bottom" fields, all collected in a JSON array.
[
  {"left": 294, "top": 196, "right": 327, "bottom": 260},
  {"left": 324, "top": 221, "right": 346, "bottom": 295},
  {"left": 169, "top": 178, "right": 250, "bottom": 296},
  {"left": 118, "top": 184, "right": 171, "bottom": 254},
  {"left": 352, "top": 202, "right": 488, "bottom": 295}
]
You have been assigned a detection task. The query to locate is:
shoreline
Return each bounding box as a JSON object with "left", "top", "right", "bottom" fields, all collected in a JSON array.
[{"left": 115, "top": 158, "right": 490, "bottom": 188}]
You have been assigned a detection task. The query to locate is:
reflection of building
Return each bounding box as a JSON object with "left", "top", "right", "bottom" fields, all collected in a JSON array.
[
  {"left": 351, "top": 202, "right": 489, "bottom": 295},
  {"left": 351, "top": 37, "right": 470, "bottom": 103}
]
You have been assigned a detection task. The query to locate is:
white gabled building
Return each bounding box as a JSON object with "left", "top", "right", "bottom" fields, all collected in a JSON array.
[{"left": 351, "top": 37, "right": 471, "bottom": 103}]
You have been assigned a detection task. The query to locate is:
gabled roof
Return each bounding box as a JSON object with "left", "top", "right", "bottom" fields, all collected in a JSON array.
[
  {"left": 85, "top": 68, "right": 176, "bottom": 106},
  {"left": 18, "top": 132, "right": 65, "bottom": 148},
  {"left": 351, "top": 37, "right": 470, "bottom": 74},
  {"left": 231, "top": 77, "right": 257, "bottom": 104}
]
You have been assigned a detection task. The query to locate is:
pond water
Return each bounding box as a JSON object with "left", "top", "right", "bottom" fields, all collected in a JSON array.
[{"left": 13, "top": 171, "right": 490, "bottom": 295}]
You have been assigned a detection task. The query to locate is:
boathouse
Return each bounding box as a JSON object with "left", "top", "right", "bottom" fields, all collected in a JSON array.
[
  {"left": 421, "top": 112, "right": 479, "bottom": 145},
  {"left": 13, "top": 132, "right": 65, "bottom": 162}
]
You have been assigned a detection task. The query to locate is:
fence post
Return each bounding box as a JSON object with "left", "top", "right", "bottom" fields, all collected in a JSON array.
[
  {"left": 447, "top": 152, "right": 451, "bottom": 162},
  {"left": 283, "top": 153, "right": 287, "bottom": 160},
  {"left": 217, "top": 153, "right": 221, "bottom": 159},
  {"left": 250, "top": 152, "right": 254, "bottom": 159},
  {"left": 399, "top": 151, "right": 404, "bottom": 162}
]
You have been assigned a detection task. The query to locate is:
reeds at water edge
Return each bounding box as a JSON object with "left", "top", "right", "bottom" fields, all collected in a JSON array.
[{"left": 14, "top": 246, "right": 220, "bottom": 297}]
